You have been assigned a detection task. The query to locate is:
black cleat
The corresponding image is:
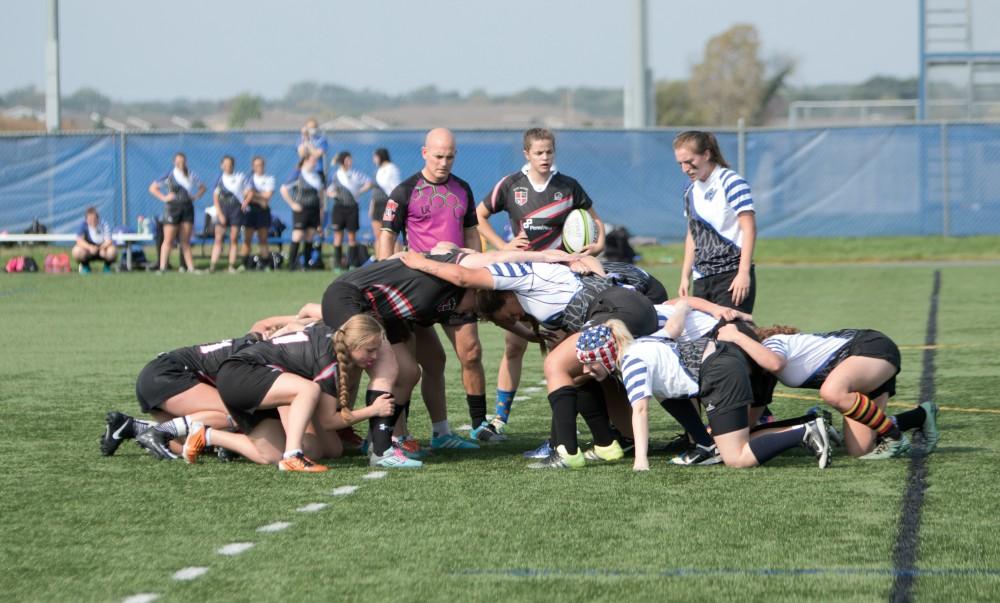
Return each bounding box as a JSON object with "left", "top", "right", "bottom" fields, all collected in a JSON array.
[
  {"left": 135, "top": 428, "right": 179, "bottom": 460},
  {"left": 217, "top": 447, "right": 242, "bottom": 463},
  {"left": 101, "top": 411, "right": 135, "bottom": 456}
]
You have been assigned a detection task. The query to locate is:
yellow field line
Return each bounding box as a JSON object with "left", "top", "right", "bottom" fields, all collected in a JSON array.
[{"left": 771, "top": 391, "right": 1000, "bottom": 415}]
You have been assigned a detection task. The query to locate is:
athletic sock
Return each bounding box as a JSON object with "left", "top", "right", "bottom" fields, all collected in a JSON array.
[
  {"left": 334, "top": 245, "right": 343, "bottom": 269},
  {"left": 660, "top": 398, "right": 713, "bottom": 447},
  {"left": 495, "top": 389, "right": 516, "bottom": 423},
  {"left": 748, "top": 426, "right": 805, "bottom": 465},
  {"left": 432, "top": 419, "right": 451, "bottom": 438},
  {"left": 467, "top": 394, "right": 487, "bottom": 427},
  {"left": 749, "top": 413, "right": 815, "bottom": 434},
  {"left": 893, "top": 406, "right": 928, "bottom": 432},
  {"left": 288, "top": 242, "right": 300, "bottom": 269},
  {"left": 548, "top": 385, "right": 579, "bottom": 455},
  {"left": 576, "top": 381, "right": 615, "bottom": 447},
  {"left": 204, "top": 427, "right": 213, "bottom": 447},
  {"left": 81, "top": 259, "right": 91, "bottom": 269},
  {"left": 366, "top": 389, "right": 395, "bottom": 456},
  {"left": 153, "top": 416, "right": 189, "bottom": 439},
  {"left": 283, "top": 448, "right": 303, "bottom": 459},
  {"left": 844, "top": 392, "right": 901, "bottom": 439},
  {"left": 103, "top": 259, "right": 112, "bottom": 268}
]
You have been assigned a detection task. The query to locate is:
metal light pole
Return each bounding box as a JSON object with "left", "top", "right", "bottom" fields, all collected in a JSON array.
[
  {"left": 45, "top": 0, "right": 61, "bottom": 132},
  {"left": 624, "top": 0, "right": 651, "bottom": 128}
]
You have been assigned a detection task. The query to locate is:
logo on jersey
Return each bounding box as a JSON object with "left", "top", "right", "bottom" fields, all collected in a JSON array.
[
  {"left": 705, "top": 188, "right": 717, "bottom": 201},
  {"left": 513, "top": 187, "right": 528, "bottom": 206},
  {"left": 384, "top": 199, "right": 398, "bottom": 222},
  {"left": 521, "top": 218, "right": 547, "bottom": 232},
  {"left": 553, "top": 192, "right": 563, "bottom": 202},
  {"left": 436, "top": 297, "right": 457, "bottom": 313}
]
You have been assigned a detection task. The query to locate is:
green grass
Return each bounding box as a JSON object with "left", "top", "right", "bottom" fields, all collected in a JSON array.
[{"left": 1, "top": 243, "right": 999, "bottom": 602}]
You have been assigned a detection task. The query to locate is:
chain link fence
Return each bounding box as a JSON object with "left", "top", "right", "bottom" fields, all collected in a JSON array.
[{"left": 2, "top": 124, "right": 999, "bottom": 243}]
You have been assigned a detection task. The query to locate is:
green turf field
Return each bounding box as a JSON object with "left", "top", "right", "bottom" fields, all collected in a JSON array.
[{"left": 2, "top": 245, "right": 999, "bottom": 602}]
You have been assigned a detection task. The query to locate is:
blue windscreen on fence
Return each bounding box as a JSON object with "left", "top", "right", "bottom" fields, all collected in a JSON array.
[{"left": 1, "top": 125, "right": 999, "bottom": 241}]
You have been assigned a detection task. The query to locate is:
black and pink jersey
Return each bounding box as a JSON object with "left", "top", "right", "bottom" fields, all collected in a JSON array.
[
  {"left": 168, "top": 333, "right": 262, "bottom": 384},
  {"left": 228, "top": 324, "right": 340, "bottom": 397},
  {"left": 338, "top": 255, "right": 465, "bottom": 326},
  {"left": 383, "top": 172, "right": 477, "bottom": 252},
  {"left": 483, "top": 167, "right": 594, "bottom": 250}
]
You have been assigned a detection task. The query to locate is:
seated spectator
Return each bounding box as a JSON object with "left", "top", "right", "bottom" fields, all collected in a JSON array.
[{"left": 72, "top": 207, "right": 117, "bottom": 273}]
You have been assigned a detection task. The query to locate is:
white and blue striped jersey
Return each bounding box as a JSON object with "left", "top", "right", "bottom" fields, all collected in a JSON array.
[
  {"left": 683, "top": 164, "right": 754, "bottom": 278},
  {"left": 215, "top": 172, "right": 248, "bottom": 198},
  {"left": 652, "top": 303, "right": 720, "bottom": 342},
  {"left": 485, "top": 262, "right": 581, "bottom": 328},
  {"left": 620, "top": 337, "right": 700, "bottom": 405},
  {"left": 763, "top": 332, "right": 852, "bottom": 387}
]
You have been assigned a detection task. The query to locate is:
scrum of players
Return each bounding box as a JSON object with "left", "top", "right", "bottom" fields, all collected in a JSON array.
[{"left": 99, "top": 128, "right": 940, "bottom": 472}]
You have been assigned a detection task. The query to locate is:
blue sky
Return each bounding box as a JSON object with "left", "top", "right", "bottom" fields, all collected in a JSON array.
[{"left": 1, "top": 0, "right": 924, "bottom": 101}]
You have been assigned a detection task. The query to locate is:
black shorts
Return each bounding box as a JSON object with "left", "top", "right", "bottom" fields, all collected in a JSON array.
[
  {"left": 244, "top": 205, "right": 271, "bottom": 230},
  {"left": 135, "top": 353, "right": 201, "bottom": 412},
  {"left": 371, "top": 189, "right": 389, "bottom": 222},
  {"left": 441, "top": 311, "right": 478, "bottom": 327},
  {"left": 221, "top": 202, "right": 245, "bottom": 228},
  {"left": 321, "top": 280, "right": 410, "bottom": 344},
  {"left": 292, "top": 206, "right": 322, "bottom": 230},
  {"left": 585, "top": 287, "right": 658, "bottom": 337},
  {"left": 693, "top": 266, "right": 756, "bottom": 314},
  {"left": 850, "top": 330, "right": 900, "bottom": 399},
  {"left": 699, "top": 343, "right": 754, "bottom": 436},
  {"left": 216, "top": 359, "right": 282, "bottom": 432},
  {"left": 163, "top": 201, "right": 195, "bottom": 225},
  {"left": 331, "top": 204, "right": 359, "bottom": 232}
]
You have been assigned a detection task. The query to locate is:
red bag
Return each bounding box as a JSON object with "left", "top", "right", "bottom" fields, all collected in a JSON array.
[{"left": 45, "top": 253, "right": 71, "bottom": 273}]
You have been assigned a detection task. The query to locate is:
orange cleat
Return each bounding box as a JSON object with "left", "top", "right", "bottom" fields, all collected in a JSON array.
[
  {"left": 278, "top": 452, "right": 328, "bottom": 472},
  {"left": 182, "top": 423, "right": 207, "bottom": 464}
]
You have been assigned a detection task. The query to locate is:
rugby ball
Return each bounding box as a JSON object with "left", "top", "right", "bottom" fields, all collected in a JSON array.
[{"left": 561, "top": 209, "right": 598, "bottom": 253}]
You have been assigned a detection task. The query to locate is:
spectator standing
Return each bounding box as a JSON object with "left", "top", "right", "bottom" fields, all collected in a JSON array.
[
  {"left": 209, "top": 155, "right": 247, "bottom": 273},
  {"left": 297, "top": 118, "right": 328, "bottom": 187},
  {"left": 148, "top": 152, "right": 206, "bottom": 273},
  {"left": 370, "top": 147, "right": 401, "bottom": 255},
  {"left": 280, "top": 154, "right": 324, "bottom": 270},
  {"left": 327, "top": 150, "right": 373, "bottom": 270},
  {"left": 241, "top": 156, "right": 274, "bottom": 267}
]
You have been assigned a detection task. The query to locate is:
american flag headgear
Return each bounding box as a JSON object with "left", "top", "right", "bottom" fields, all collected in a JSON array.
[{"left": 576, "top": 325, "right": 618, "bottom": 373}]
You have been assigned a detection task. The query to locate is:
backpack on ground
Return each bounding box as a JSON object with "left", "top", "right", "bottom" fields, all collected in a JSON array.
[{"left": 5, "top": 256, "right": 39, "bottom": 273}]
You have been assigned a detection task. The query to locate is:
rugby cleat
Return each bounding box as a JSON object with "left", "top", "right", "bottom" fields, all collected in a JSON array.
[
  {"left": 471, "top": 421, "right": 508, "bottom": 443},
  {"left": 523, "top": 439, "right": 554, "bottom": 459},
  {"left": 919, "top": 401, "right": 940, "bottom": 453},
  {"left": 217, "top": 447, "right": 241, "bottom": 463},
  {"left": 669, "top": 443, "right": 723, "bottom": 466},
  {"left": 859, "top": 433, "right": 911, "bottom": 460},
  {"left": 135, "top": 428, "right": 179, "bottom": 461},
  {"left": 337, "top": 427, "right": 365, "bottom": 451},
  {"left": 101, "top": 411, "right": 135, "bottom": 456},
  {"left": 527, "top": 444, "right": 586, "bottom": 470},
  {"left": 369, "top": 446, "right": 423, "bottom": 468},
  {"left": 583, "top": 440, "right": 625, "bottom": 463},
  {"left": 430, "top": 432, "right": 479, "bottom": 450},
  {"left": 801, "top": 416, "right": 832, "bottom": 469},
  {"left": 488, "top": 416, "right": 508, "bottom": 435},
  {"left": 278, "top": 452, "right": 328, "bottom": 472},
  {"left": 393, "top": 435, "right": 427, "bottom": 459},
  {"left": 182, "top": 423, "right": 206, "bottom": 464}
]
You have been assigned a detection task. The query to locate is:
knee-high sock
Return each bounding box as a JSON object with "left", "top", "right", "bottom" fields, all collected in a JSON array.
[
  {"left": 844, "top": 393, "right": 900, "bottom": 439},
  {"left": 367, "top": 389, "right": 396, "bottom": 456},
  {"left": 576, "top": 381, "right": 615, "bottom": 447},
  {"left": 495, "top": 389, "right": 516, "bottom": 423},
  {"left": 749, "top": 412, "right": 814, "bottom": 434},
  {"left": 893, "top": 406, "right": 927, "bottom": 432},
  {"left": 748, "top": 426, "right": 805, "bottom": 465},
  {"left": 548, "top": 386, "right": 579, "bottom": 454},
  {"left": 288, "top": 242, "right": 301, "bottom": 269},
  {"left": 467, "top": 393, "right": 487, "bottom": 427},
  {"left": 660, "top": 398, "right": 713, "bottom": 447},
  {"left": 334, "top": 245, "right": 343, "bottom": 269}
]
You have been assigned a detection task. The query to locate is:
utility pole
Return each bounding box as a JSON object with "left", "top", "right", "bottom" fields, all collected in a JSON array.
[
  {"left": 45, "top": 0, "right": 61, "bottom": 132},
  {"left": 624, "top": 0, "right": 651, "bottom": 128}
]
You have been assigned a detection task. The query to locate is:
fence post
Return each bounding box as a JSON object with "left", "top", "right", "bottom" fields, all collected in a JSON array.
[
  {"left": 120, "top": 130, "right": 128, "bottom": 228},
  {"left": 737, "top": 117, "right": 746, "bottom": 176},
  {"left": 940, "top": 122, "right": 950, "bottom": 237}
]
